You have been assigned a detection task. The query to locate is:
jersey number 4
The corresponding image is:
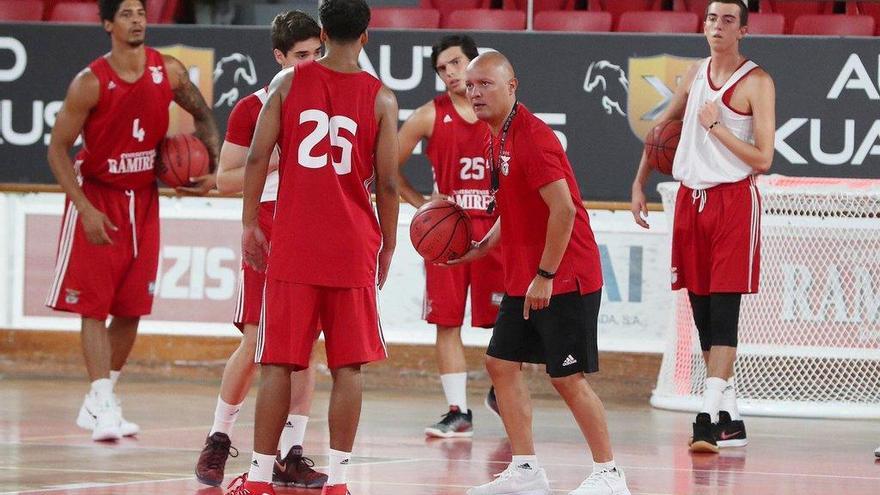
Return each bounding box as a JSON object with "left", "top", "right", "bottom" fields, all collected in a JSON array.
[
  {"left": 298, "top": 110, "right": 357, "bottom": 175},
  {"left": 132, "top": 118, "right": 145, "bottom": 142}
]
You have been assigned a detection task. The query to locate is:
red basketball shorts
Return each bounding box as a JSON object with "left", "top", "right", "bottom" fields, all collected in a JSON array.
[
  {"left": 423, "top": 217, "right": 504, "bottom": 328},
  {"left": 258, "top": 279, "right": 387, "bottom": 370},
  {"left": 46, "top": 181, "right": 160, "bottom": 320},
  {"left": 671, "top": 176, "right": 761, "bottom": 296},
  {"left": 233, "top": 201, "right": 275, "bottom": 330}
]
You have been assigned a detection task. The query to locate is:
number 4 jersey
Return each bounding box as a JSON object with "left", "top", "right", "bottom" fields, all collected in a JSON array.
[
  {"left": 425, "top": 93, "right": 493, "bottom": 220},
  {"left": 75, "top": 47, "right": 173, "bottom": 190},
  {"left": 269, "top": 61, "right": 384, "bottom": 288}
]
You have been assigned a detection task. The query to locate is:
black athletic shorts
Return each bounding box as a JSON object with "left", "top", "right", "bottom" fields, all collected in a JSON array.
[{"left": 486, "top": 289, "right": 601, "bottom": 378}]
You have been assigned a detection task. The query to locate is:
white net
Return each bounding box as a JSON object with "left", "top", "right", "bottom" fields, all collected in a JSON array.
[{"left": 652, "top": 175, "right": 880, "bottom": 418}]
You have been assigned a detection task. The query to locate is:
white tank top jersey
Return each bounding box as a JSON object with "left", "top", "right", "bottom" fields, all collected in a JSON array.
[
  {"left": 254, "top": 88, "right": 281, "bottom": 203},
  {"left": 672, "top": 57, "right": 758, "bottom": 190}
]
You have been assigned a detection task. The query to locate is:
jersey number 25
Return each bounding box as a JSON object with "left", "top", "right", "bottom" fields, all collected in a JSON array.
[{"left": 298, "top": 110, "right": 357, "bottom": 175}]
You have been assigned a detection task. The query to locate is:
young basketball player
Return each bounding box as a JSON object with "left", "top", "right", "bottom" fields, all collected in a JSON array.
[
  {"left": 228, "top": 1, "right": 399, "bottom": 494},
  {"left": 457, "top": 51, "right": 630, "bottom": 495},
  {"left": 194, "top": 11, "right": 326, "bottom": 488},
  {"left": 397, "top": 34, "right": 503, "bottom": 438},
  {"left": 630, "top": 0, "right": 776, "bottom": 453},
  {"left": 45, "top": 0, "right": 219, "bottom": 442}
]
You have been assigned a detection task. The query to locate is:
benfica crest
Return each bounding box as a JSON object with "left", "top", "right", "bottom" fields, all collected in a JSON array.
[{"left": 627, "top": 55, "right": 699, "bottom": 140}]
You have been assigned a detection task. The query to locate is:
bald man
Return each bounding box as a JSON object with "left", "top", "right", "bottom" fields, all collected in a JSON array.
[{"left": 451, "top": 52, "right": 631, "bottom": 495}]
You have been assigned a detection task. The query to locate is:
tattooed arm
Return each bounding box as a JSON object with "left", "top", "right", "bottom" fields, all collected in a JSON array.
[{"left": 164, "top": 54, "right": 221, "bottom": 195}]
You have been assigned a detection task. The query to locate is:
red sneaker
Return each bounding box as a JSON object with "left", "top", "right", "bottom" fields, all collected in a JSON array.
[
  {"left": 321, "top": 484, "right": 350, "bottom": 495},
  {"left": 224, "top": 473, "right": 276, "bottom": 495}
]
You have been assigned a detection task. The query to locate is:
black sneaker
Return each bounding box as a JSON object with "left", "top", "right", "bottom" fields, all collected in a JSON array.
[
  {"left": 716, "top": 411, "right": 748, "bottom": 448},
  {"left": 272, "top": 445, "right": 328, "bottom": 488},
  {"left": 424, "top": 406, "right": 473, "bottom": 438},
  {"left": 195, "top": 432, "right": 238, "bottom": 486},
  {"left": 484, "top": 386, "right": 501, "bottom": 420},
  {"left": 689, "top": 412, "right": 719, "bottom": 453}
]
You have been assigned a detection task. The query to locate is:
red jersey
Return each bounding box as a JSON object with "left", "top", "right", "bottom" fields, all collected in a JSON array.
[
  {"left": 425, "top": 94, "right": 494, "bottom": 219},
  {"left": 492, "top": 104, "right": 603, "bottom": 297},
  {"left": 76, "top": 47, "right": 173, "bottom": 190},
  {"left": 267, "top": 62, "right": 383, "bottom": 288},
  {"left": 226, "top": 87, "right": 280, "bottom": 202}
]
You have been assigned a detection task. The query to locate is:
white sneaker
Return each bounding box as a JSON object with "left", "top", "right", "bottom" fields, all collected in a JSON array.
[
  {"left": 77, "top": 393, "right": 139, "bottom": 437},
  {"left": 88, "top": 396, "right": 122, "bottom": 441},
  {"left": 467, "top": 464, "right": 550, "bottom": 495},
  {"left": 874, "top": 445, "right": 880, "bottom": 458},
  {"left": 569, "top": 468, "right": 631, "bottom": 495}
]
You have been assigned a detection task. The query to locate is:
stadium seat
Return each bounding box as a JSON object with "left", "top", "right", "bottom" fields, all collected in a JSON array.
[
  {"left": 503, "top": 0, "right": 575, "bottom": 13},
  {"left": 421, "top": 0, "right": 491, "bottom": 26},
  {"left": 534, "top": 11, "right": 613, "bottom": 32},
  {"left": 48, "top": 1, "right": 99, "bottom": 22},
  {"left": 617, "top": 11, "right": 700, "bottom": 33},
  {"left": 147, "top": 0, "right": 179, "bottom": 24},
  {"left": 792, "top": 14, "right": 875, "bottom": 36},
  {"left": 673, "top": 0, "right": 709, "bottom": 14},
  {"left": 855, "top": 2, "right": 880, "bottom": 34},
  {"left": 371, "top": 7, "right": 440, "bottom": 28},
  {"left": 444, "top": 8, "right": 525, "bottom": 30},
  {"left": 0, "top": 0, "right": 44, "bottom": 21},
  {"left": 747, "top": 12, "right": 785, "bottom": 34},
  {"left": 588, "top": 0, "right": 663, "bottom": 29},
  {"left": 762, "top": 0, "right": 833, "bottom": 33}
]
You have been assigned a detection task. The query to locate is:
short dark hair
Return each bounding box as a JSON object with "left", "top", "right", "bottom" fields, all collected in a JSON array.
[
  {"left": 271, "top": 11, "right": 321, "bottom": 53},
  {"left": 319, "top": 0, "right": 371, "bottom": 42},
  {"left": 707, "top": 0, "right": 748, "bottom": 26},
  {"left": 431, "top": 35, "right": 479, "bottom": 72},
  {"left": 99, "top": 0, "right": 145, "bottom": 23}
]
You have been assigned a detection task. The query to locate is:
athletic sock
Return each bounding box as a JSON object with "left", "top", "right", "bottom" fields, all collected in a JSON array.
[
  {"left": 593, "top": 460, "right": 617, "bottom": 474},
  {"left": 247, "top": 452, "right": 275, "bottom": 483},
  {"left": 278, "top": 414, "right": 308, "bottom": 457},
  {"left": 702, "top": 377, "right": 728, "bottom": 423},
  {"left": 512, "top": 455, "right": 539, "bottom": 471},
  {"left": 722, "top": 376, "right": 741, "bottom": 420},
  {"left": 109, "top": 370, "right": 121, "bottom": 389},
  {"left": 440, "top": 372, "right": 468, "bottom": 412},
  {"left": 209, "top": 396, "right": 243, "bottom": 436},
  {"left": 327, "top": 449, "right": 351, "bottom": 485}
]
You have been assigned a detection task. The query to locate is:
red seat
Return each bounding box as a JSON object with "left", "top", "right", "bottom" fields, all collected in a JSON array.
[
  {"left": 617, "top": 11, "right": 700, "bottom": 33},
  {"left": 444, "top": 9, "right": 525, "bottom": 30},
  {"left": 855, "top": 2, "right": 880, "bottom": 34},
  {"left": 588, "top": 0, "right": 663, "bottom": 29},
  {"left": 763, "top": 0, "right": 833, "bottom": 33},
  {"left": 371, "top": 7, "right": 440, "bottom": 29},
  {"left": 534, "top": 11, "right": 612, "bottom": 32},
  {"left": 673, "top": 0, "right": 709, "bottom": 15},
  {"left": 421, "top": 0, "right": 491, "bottom": 26},
  {"left": 747, "top": 12, "right": 785, "bottom": 34},
  {"left": 148, "top": 0, "right": 179, "bottom": 24},
  {"left": 503, "top": 0, "right": 575, "bottom": 13},
  {"left": 48, "top": 1, "right": 99, "bottom": 22},
  {"left": 792, "top": 14, "right": 875, "bottom": 36},
  {"left": 0, "top": 0, "right": 44, "bottom": 21}
]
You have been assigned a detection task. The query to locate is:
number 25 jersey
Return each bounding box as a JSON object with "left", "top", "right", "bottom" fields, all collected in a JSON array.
[{"left": 268, "top": 61, "right": 384, "bottom": 288}]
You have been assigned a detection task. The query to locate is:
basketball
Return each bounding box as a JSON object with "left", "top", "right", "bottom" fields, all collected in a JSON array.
[
  {"left": 156, "top": 134, "right": 210, "bottom": 188},
  {"left": 644, "top": 119, "right": 683, "bottom": 175},
  {"left": 409, "top": 199, "right": 473, "bottom": 264}
]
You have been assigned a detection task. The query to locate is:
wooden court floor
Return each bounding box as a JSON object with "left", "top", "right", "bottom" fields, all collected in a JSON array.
[{"left": 1, "top": 378, "right": 878, "bottom": 494}]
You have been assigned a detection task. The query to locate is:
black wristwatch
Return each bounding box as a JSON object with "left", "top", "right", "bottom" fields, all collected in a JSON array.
[{"left": 537, "top": 268, "right": 556, "bottom": 280}]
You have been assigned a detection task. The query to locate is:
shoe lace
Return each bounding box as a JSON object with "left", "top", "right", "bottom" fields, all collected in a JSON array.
[
  {"left": 485, "top": 465, "right": 516, "bottom": 486},
  {"left": 205, "top": 439, "right": 238, "bottom": 470},
  {"left": 294, "top": 455, "right": 323, "bottom": 479},
  {"left": 438, "top": 409, "right": 464, "bottom": 426}
]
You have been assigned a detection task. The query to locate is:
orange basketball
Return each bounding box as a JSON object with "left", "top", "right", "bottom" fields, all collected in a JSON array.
[
  {"left": 156, "top": 134, "right": 209, "bottom": 188},
  {"left": 410, "top": 199, "right": 473, "bottom": 264},
  {"left": 645, "top": 119, "right": 683, "bottom": 175}
]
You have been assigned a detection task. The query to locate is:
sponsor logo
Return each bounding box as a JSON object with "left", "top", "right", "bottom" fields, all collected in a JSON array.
[
  {"left": 443, "top": 114, "right": 452, "bottom": 124},
  {"left": 107, "top": 150, "right": 156, "bottom": 174},
  {"left": 107, "top": 81, "right": 116, "bottom": 90},
  {"left": 719, "top": 430, "right": 743, "bottom": 441},
  {"left": 213, "top": 53, "right": 258, "bottom": 108},
  {"left": 251, "top": 459, "right": 259, "bottom": 467},
  {"left": 627, "top": 55, "right": 698, "bottom": 140},
  {"left": 562, "top": 354, "right": 578, "bottom": 367},
  {"left": 491, "top": 292, "right": 504, "bottom": 306},
  {"left": 65, "top": 288, "right": 80, "bottom": 305},
  {"left": 516, "top": 463, "right": 532, "bottom": 470},
  {"left": 149, "top": 65, "right": 164, "bottom": 84},
  {"left": 340, "top": 458, "right": 350, "bottom": 465},
  {"left": 583, "top": 60, "right": 628, "bottom": 118}
]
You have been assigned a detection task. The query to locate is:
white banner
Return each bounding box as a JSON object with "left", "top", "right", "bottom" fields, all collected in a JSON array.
[{"left": 6, "top": 193, "right": 672, "bottom": 352}]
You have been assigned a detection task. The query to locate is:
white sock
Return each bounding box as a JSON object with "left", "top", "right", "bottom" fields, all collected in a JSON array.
[
  {"left": 593, "top": 460, "right": 616, "bottom": 474},
  {"left": 278, "top": 414, "right": 308, "bottom": 457},
  {"left": 90, "top": 378, "right": 114, "bottom": 406},
  {"left": 247, "top": 452, "right": 275, "bottom": 483},
  {"left": 440, "top": 372, "right": 468, "bottom": 412},
  {"left": 327, "top": 449, "right": 351, "bottom": 485},
  {"left": 722, "top": 377, "right": 740, "bottom": 420},
  {"left": 109, "top": 370, "right": 121, "bottom": 389},
  {"left": 512, "top": 455, "right": 539, "bottom": 471},
  {"left": 209, "top": 396, "right": 243, "bottom": 436},
  {"left": 702, "top": 377, "right": 728, "bottom": 423}
]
